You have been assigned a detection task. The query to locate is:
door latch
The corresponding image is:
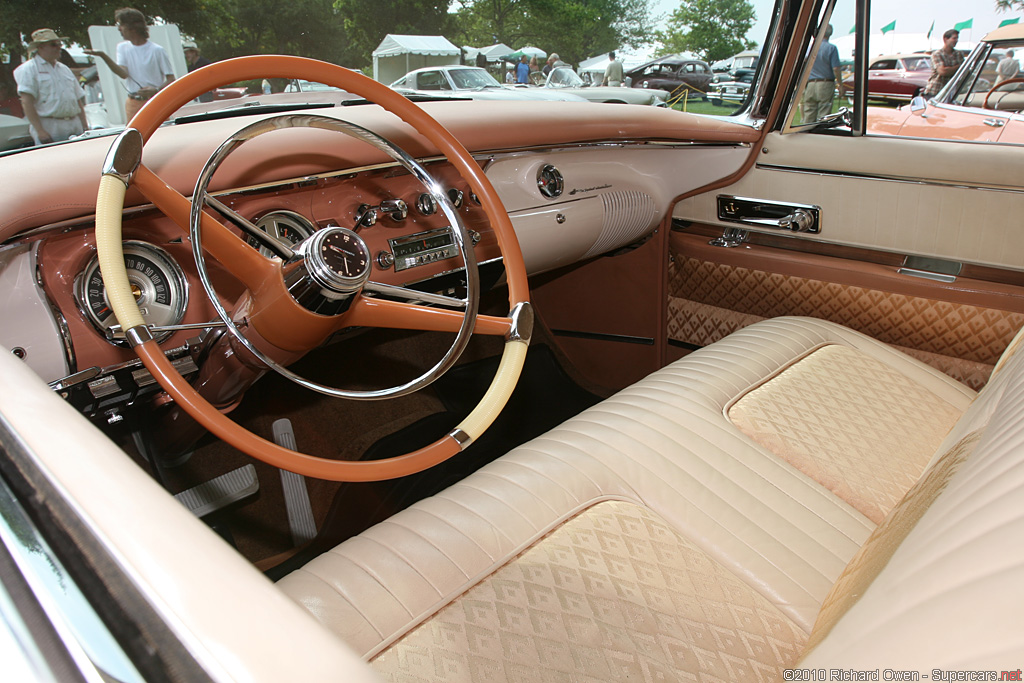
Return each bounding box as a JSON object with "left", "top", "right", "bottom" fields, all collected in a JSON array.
[{"left": 717, "top": 195, "right": 821, "bottom": 234}]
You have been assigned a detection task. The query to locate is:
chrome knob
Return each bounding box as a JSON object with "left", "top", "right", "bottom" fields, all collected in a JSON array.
[
  {"left": 377, "top": 251, "right": 395, "bottom": 268},
  {"left": 380, "top": 198, "right": 408, "bottom": 221},
  {"left": 779, "top": 208, "right": 814, "bottom": 232}
]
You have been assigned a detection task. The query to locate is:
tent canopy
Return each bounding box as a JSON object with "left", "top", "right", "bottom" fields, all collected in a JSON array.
[
  {"left": 501, "top": 46, "right": 547, "bottom": 61},
  {"left": 464, "top": 43, "right": 514, "bottom": 63},
  {"left": 372, "top": 34, "right": 461, "bottom": 83}
]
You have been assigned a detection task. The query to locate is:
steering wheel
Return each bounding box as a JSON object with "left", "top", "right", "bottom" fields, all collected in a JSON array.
[
  {"left": 94, "top": 56, "right": 532, "bottom": 481},
  {"left": 984, "top": 77, "right": 1024, "bottom": 109}
]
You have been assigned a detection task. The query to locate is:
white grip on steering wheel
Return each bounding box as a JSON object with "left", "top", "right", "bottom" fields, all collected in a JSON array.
[
  {"left": 96, "top": 174, "right": 146, "bottom": 332},
  {"left": 456, "top": 339, "right": 528, "bottom": 441}
]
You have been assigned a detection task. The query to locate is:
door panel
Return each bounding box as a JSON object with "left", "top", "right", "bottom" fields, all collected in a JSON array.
[
  {"left": 667, "top": 231, "right": 1024, "bottom": 390},
  {"left": 673, "top": 132, "right": 1024, "bottom": 272}
]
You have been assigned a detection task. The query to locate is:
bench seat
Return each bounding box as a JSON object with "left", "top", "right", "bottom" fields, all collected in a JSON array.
[{"left": 278, "top": 316, "right": 1022, "bottom": 678}]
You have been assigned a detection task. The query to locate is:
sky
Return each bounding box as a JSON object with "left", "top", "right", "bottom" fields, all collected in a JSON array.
[{"left": 648, "top": 0, "right": 1022, "bottom": 50}]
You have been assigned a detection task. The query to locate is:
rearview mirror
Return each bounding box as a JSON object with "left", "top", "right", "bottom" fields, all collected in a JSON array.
[{"left": 910, "top": 95, "right": 927, "bottom": 113}]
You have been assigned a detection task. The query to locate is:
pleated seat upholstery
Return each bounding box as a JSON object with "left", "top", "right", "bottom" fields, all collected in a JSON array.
[{"left": 278, "top": 316, "right": 1024, "bottom": 679}]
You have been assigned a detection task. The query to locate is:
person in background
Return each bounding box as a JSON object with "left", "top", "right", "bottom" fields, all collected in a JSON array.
[
  {"left": 924, "top": 29, "right": 964, "bottom": 99},
  {"left": 182, "top": 39, "right": 213, "bottom": 102},
  {"left": 505, "top": 68, "right": 514, "bottom": 84},
  {"left": 85, "top": 7, "right": 175, "bottom": 119},
  {"left": 801, "top": 24, "right": 844, "bottom": 121},
  {"left": 602, "top": 51, "right": 623, "bottom": 86},
  {"left": 542, "top": 54, "right": 556, "bottom": 76},
  {"left": 529, "top": 55, "right": 539, "bottom": 73},
  {"left": 996, "top": 49, "right": 1019, "bottom": 85},
  {"left": 516, "top": 55, "right": 530, "bottom": 84},
  {"left": 13, "top": 28, "right": 87, "bottom": 144}
]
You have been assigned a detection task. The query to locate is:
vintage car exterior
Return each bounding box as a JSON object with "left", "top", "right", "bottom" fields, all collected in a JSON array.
[
  {"left": 1, "top": 0, "right": 1023, "bottom": 679},
  {"left": 841, "top": 52, "right": 931, "bottom": 103},
  {"left": 540, "top": 65, "right": 669, "bottom": 105},
  {"left": 624, "top": 55, "right": 714, "bottom": 94},
  {"left": 866, "top": 25, "right": 1024, "bottom": 143},
  {"left": 390, "top": 65, "right": 587, "bottom": 102}
]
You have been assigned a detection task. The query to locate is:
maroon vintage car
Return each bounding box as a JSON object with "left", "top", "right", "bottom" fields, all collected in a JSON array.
[{"left": 842, "top": 52, "right": 931, "bottom": 103}]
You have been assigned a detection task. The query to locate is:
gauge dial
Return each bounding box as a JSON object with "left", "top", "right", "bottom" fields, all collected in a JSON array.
[
  {"left": 75, "top": 242, "right": 187, "bottom": 344},
  {"left": 245, "top": 211, "right": 315, "bottom": 257}
]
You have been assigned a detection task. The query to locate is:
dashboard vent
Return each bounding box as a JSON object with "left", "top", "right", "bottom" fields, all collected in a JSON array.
[{"left": 583, "top": 191, "right": 657, "bottom": 258}]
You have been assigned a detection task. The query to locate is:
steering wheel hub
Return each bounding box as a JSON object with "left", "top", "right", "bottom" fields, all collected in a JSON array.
[{"left": 282, "top": 227, "right": 371, "bottom": 315}]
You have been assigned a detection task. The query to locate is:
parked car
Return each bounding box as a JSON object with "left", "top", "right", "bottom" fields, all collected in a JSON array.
[
  {"left": 0, "top": 113, "right": 31, "bottom": 150},
  {"left": 707, "top": 68, "right": 755, "bottom": 105},
  {"left": 541, "top": 66, "right": 669, "bottom": 105},
  {"left": 390, "top": 65, "right": 587, "bottom": 102},
  {"left": 711, "top": 48, "right": 760, "bottom": 76},
  {"left": 624, "top": 55, "right": 714, "bottom": 94},
  {"left": 842, "top": 53, "right": 932, "bottom": 103},
  {"left": 866, "top": 24, "right": 1024, "bottom": 143},
  {"left": 2, "top": 0, "right": 1024, "bottom": 679}
]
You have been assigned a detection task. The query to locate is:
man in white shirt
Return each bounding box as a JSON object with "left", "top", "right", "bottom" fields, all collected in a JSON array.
[
  {"left": 996, "top": 49, "right": 1020, "bottom": 85},
  {"left": 13, "top": 28, "right": 87, "bottom": 145},
  {"left": 85, "top": 7, "right": 174, "bottom": 120}
]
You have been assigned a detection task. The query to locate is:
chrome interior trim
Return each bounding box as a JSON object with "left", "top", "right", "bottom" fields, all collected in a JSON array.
[{"left": 100, "top": 128, "right": 144, "bottom": 185}]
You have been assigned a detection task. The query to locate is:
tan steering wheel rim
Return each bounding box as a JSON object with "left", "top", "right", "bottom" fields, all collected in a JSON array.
[
  {"left": 984, "top": 76, "right": 1024, "bottom": 109},
  {"left": 94, "top": 55, "right": 531, "bottom": 481}
]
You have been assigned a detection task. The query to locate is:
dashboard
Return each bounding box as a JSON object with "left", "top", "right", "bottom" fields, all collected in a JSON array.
[{"left": 0, "top": 114, "right": 751, "bottom": 427}]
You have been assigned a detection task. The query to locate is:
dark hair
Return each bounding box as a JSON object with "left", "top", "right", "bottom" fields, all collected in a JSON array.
[
  {"left": 943, "top": 29, "right": 959, "bottom": 40},
  {"left": 115, "top": 7, "right": 149, "bottom": 39},
  {"left": 609, "top": 51, "right": 616, "bottom": 59}
]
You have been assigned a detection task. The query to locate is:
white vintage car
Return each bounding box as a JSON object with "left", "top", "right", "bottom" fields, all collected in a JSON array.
[
  {"left": 1, "top": 0, "right": 1023, "bottom": 679},
  {"left": 390, "top": 65, "right": 587, "bottom": 102}
]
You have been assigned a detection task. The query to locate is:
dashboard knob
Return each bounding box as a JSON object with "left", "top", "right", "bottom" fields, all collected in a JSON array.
[
  {"left": 537, "top": 164, "right": 563, "bottom": 198},
  {"left": 377, "top": 251, "right": 395, "bottom": 268},
  {"left": 447, "top": 188, "right": 464, "bottom": 209},
  {"left": 380, "top": 198, "right": 408, "bottom": 221},
  {"left": 416, "top": 193, "right": 437, "bottom": 216}
]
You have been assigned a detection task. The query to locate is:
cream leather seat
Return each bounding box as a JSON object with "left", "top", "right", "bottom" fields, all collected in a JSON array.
[{"left": 278, "top": 316, "right": 1024, "bottom": 678}]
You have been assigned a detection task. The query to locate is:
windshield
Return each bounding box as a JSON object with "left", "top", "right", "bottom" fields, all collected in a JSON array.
[
  {"left": 0, "top": 2, "right": 779, "bottom": 155},
  {"left": 548, "top": 67, "right": 584, "bottom": 88},
  {"left": 448, "top": 68, "right": 501, "bottom": 89}
]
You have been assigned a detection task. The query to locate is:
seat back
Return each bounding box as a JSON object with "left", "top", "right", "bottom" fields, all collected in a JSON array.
[{"left": 801, "top": 330, "right": 1024, "bottom": 666}]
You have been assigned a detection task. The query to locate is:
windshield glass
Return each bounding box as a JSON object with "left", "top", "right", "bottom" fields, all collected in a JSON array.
[
  {"left": 0, "top": 1, "right": 781, "bottom": 154},
  {"left": 448, "top": 68, "right": 501, "bottom": 89},
  {"left": 548, "top": 67, "right": 584, "bottom": 88}
]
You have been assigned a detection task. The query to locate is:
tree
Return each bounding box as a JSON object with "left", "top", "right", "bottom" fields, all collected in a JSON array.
[
  {"left": 453, "top": 0, "right": 655, "bottom": 66},
  {"left": 333, "top": 0, "right": 454, "bottom": 67},
  {"left": 657, "top": 0, "right": 756, "bottom": 62}
]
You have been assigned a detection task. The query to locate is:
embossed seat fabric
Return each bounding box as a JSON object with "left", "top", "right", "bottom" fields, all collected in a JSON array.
[{"left": 278, "top": 316, "right": 1024, "bottom": 679}]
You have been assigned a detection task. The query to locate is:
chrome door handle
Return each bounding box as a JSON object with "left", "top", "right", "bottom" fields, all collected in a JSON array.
[
  {"left": 984, "top": 118, "right": 1005, "bottom": 128},
  {"left": 778, "top": 208, "right": 815, "bottom": 232}
]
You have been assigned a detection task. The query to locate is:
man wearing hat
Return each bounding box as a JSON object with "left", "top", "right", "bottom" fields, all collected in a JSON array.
[
  {"left": 13, "top": 28, "right": 88, "bottom": 145},
  {"left": 182, "top": 39, "right": 213, "bottom": 102}
]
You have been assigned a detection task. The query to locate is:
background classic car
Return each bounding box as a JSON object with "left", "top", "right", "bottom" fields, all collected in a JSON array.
[
  {"left": 389, "top": 64, "right": 587, "bottom": 102},
  {"left": 624, "top": 54, "right": 715, "bottom": 94},
  {"left": 538, "top": 65, "right": 669, "bottom": 104},
  {"left": 1, "top": 0, "right": 1024, "bottom": 679},
  {"left": 841, "top": 52, "right": 931, "bottom": 102}
]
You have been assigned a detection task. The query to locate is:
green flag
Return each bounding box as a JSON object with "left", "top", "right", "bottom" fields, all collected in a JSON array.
[
  {"left": 880, "top": 20, "right": 896, "bottom": 34},
  {"left": 954, "top": 18, "right": 973, "bottom": 31},
  {"left": 999, "top": 18, "right": 1020, "bottom": 28},
  {"left": 849, "top": 25, "right": 856, "bottom": 34},
  {"left": 927, "top": 20, "right": 935, "bottom": 38}
]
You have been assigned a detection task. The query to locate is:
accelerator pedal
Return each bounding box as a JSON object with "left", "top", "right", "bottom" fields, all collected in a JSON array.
[
  {"left": 273, "top": 419, "right": 317, "bottom": 546},
  {"left": 174, "top": 464, "right": 259, "bottom": 518}
]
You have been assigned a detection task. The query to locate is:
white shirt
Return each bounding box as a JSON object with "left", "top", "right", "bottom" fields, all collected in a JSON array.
[
  {"left": 116, "top": 40, "right": 173, "bottom": 92},
  {"left": 14, "top": 55, "right": 85, "bottom": 118}
]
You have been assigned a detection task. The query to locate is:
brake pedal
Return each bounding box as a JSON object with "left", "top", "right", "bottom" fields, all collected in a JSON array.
[
  {"left": 174, "top": 464, "right": 259, "bottom": 518},
  {"left": 273, "top": 419, "right": 317, "bottom": 545}
]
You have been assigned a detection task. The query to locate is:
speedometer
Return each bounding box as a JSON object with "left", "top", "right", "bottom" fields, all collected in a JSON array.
[{"left": 75, "top": 242, "right": 188, "bottom": 344}]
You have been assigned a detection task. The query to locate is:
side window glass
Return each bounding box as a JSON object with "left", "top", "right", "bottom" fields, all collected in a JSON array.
[{"left": 792, "top": 0, "right": 1024, "bottom": 145}]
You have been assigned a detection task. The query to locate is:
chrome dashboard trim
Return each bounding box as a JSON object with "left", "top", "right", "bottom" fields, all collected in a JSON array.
[{"left": 33, "top": 243, "right": 77, "bottom": 375}]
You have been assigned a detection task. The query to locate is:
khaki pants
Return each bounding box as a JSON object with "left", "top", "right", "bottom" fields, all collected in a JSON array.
[{"left": 801, "top": 80, "right": 835, "bottom": 122}]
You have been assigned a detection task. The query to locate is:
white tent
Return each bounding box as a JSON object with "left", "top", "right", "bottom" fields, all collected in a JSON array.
[
  {"left": 464, "top": 43, "right": 514, "bottom": 64},
  {"left": 372, "top": 34, "right": 460, "bottom": 83}
]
